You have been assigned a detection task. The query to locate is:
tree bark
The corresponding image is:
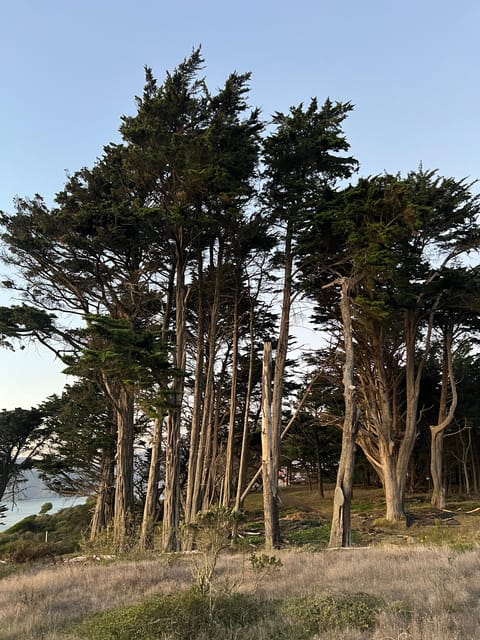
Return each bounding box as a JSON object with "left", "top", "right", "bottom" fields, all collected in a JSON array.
[
  {"left": 430, "top": 326, "right": 457, "bottom": 508},
  {"left": 89, "top": 443, "right": 115, "bottom": 541},
  {"left": 162, "top": 234, "right": 187, "bottom": 552},
  {"left": 112, "top": 385, "right": 135, "bottom": 549},
  {"left": 267, "top": 222, "right": 293, "bottom": 546},
  {"left": 139, "top": 415, "right": 164, "bottom": 550},
  {"left": 261, "top": 342, "right": 281, "bottom": 550},
  {"left": 222, "top": 284, "right": 240, "bottom": 507},
  {"left": 329, "top": 278, "right": 358, "bottom": 548},
  {"left": 234, "top": 296, "right": 256, "bottom": 512},
  {"left": 185, "top": 254, "right": 205, "bottom": 523}
]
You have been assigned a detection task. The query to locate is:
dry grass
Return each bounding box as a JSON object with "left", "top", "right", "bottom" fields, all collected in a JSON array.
[{"left": 1, "top": 545, "right": 480, "bottom": 639}]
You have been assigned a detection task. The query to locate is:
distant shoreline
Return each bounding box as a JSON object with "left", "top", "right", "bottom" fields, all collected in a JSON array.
[{"left": 1, "top": 496, "right": 88, "bottom": 530}]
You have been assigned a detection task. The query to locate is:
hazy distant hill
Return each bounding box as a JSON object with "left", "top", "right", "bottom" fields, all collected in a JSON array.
[{"left": 8, "top": 468, "right": 59, "bottom": 501}]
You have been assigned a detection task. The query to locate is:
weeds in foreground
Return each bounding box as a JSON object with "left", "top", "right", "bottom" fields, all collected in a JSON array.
[
  {"left": 184, "top": 507, "right": 241, "bottom": 595},
  {"left": 1, "top": 547, "right": 480, "bottom": 639},
  {"left": 249, "top": 552, "right": 283, "bottom": 593}
]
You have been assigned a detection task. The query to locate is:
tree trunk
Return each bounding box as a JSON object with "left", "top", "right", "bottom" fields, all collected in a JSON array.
[
  {"left": 222, "top": 285, "right": 240, "bottom": 507},
  {"left": 329, "top": 278, "right": 358, "bottom": 548},
  {"left": 89, "top": 443, "right": 115, "bottom": 540},
  {"left": 268, "top": 222, "right": 293, "bottom": 546},
  {"left": 204, "top": 353, "right": 228, "bottom": 510},
  {"left": 430, "top": 326, "right": 457, "bottom": 508},
  {"left": 185, "top": 254, "right": 205, "bottom": 523},
  {"left": 234, "top": 297, "right": 256, "bottom": 513},
  {"left": 112, "top": 385, "right": 135, "bottom": 549},
  {"left": 139, "top": 415, "right": 163, "bottom": 550},
  {"left": 430, "top": 429, "right": 446, "bottom": 508},
  {"left": 193, "top": 240, "right": 223, "bottom": 514},
  {"left": 162, "top": 234, "right": 187, "bottom": 552},
  {"left": 261, "top": 342, "right": 281, "bottom": 550}
]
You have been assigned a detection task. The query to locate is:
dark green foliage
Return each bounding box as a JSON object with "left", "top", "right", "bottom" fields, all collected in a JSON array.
[
  {"left": 39, "top": 502, "right": 53, "bottom": 515},
  {"left": 63, "top": 315, "right": 173, "bottom": 411},
  {"left": 37, "top": 382, "right": 116, "bottom": 496},
  {"left": 0, "top": 406, "right": 47, "bottom": 503},
  {"left": 0, "top": 304, "right": 57, "bottom": 350}
]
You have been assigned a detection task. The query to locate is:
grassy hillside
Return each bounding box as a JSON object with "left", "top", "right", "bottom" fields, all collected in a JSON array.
[{"left": 1, "top": 485, "right": 480, "bottom": 639}]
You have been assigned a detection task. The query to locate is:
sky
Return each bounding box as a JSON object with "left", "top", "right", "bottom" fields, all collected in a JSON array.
[{"left": 0, "top": 0, "right": 479, "bottom": 410}]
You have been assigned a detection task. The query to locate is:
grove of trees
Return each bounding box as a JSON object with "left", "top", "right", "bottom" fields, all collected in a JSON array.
[{"left": 1, "top": 50, "right": 480, "bottom": 548}]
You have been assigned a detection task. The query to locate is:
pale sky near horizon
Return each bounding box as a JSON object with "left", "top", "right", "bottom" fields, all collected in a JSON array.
[{"left": 0, "top": 0, "right": 479, "bottom": 410}]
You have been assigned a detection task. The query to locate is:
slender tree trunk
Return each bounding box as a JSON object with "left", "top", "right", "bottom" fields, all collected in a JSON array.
[
  {"left": 261, "top": 342, "right": 281, "bottom": 550},
  {"left": 193, "top": 240, "right": 223, "bottom": 514},
  {"left": 329, "top": 278, "right": 358, "bottom": 547},
  {"left": 317, "top": 453, "right": 324, "bottom": 498},
  {"left": 239, "top": 371, "right": 321, "bottom": 505},
  {"left": 222, "top": 285, "right": 240, "bottom": 507},
  {"left": 139, "top": 415, "right": 164, "bottom": 550},
  {"left": 185, "top": 254, "right": 205, "bottom": 523},
  {"left": 204, "top": 352, "right": 229, "bottom": 509},
  {"left": 234, "top": 297, "right": 256, "bottom": 512},
  {"left": 430, "top": 327, "right": 457, "bottom": 508},
  {"left": 471, "top": 435, "right": 479, "bottom": 494},
  {"left": 269, "top": 222, "right": 293, "bottom": 546},
  {"left": 163, "top": 235, "right": 187, "bottom": 552}
]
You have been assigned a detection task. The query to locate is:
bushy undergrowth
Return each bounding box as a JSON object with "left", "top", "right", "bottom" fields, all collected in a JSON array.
[
  {"left": 282, "top": 591, "right": 383, "bottom": 634},
  {"left": 0, "top": 502, "right": 91, "bottom": 562},
  {"left": 72, "top": 588, "right": 383, "bottom": 640},
  {"left": 73, "top": 589, "right": 271, "bottom": 640}
]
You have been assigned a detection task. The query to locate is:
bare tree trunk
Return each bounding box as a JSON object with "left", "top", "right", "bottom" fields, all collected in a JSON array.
[
  {"left": 261, "top": 342, "right": 281, "bottom": 550},
  {"left": 191, "top": 241, "right": 223, "bottom": 515},
  {"left": 329, "top": 278, "right": 358, "bottom": 548},
  {"left": 112, "top": 385, "right": 135, "bottom": 549},
  {"left": 90, "top": 442, "right": 115, "bottom": 540},
  {"left": 239, "top": 371, "right": 321, "bottom": 505},
  {"left": 163, "top": 234, "right": 187, "bottom": 552},
  {"left": 139, "top": 415, "right": 164, "bottom": 550},
  {"left": 222, "top": 286, "right": 240, "bottom": 507},
  {"left": 269, "top": 223, "right": 293, "bottom": 545},
  {"left": 204, "top": 352, "right": 229, "bottom": 509},
  {"left": 234, "top": 297, "right": 256, "bottom": 513},
  {"left": 430, "top": 327, "right": 457, "bottom": 508},
  {"left": 185, "top": 254, "right": 205, "bottom": 523}
]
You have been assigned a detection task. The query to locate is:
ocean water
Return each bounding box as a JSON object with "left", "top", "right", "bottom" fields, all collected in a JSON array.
[
  {"left": 1, "top": 496, "right": 87, "bottom": 530},
  {"left": 1, "top": 469, "right": 87, "bottom": 531}
]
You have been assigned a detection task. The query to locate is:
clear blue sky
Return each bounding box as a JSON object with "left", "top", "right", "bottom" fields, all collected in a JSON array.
[{"left": 0, "top": 0, "right": 479, "bottom": 409}]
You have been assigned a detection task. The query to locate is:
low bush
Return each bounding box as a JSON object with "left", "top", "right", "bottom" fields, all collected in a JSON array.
[
  {"left": 4, "top": 540, "right": 58, "bottom": 564},
  {"left": 282, "top": 591, "right": 383, "bottom": 634},
  {"left": 73, "top": 589, "right": 268, "bottom": 640},
  {"left": 72, "top": 588, "right": 384, "bottom": 640}
]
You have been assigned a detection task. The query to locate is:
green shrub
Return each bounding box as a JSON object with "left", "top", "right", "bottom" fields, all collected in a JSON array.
[
  {"left": 282, "top": 591, "right": 383, "bottom": 633},
  {"left": 185, "top": 507, "right": 241, "bottom": 595},
  {"left": 6, "top": 514, "right": 43, "bottom": 534},
  {"left": 4, "top": 540, "right": 58, "bottom": 563},
  {"left": 39, "top": 502, "right": 53, "bottom": 515},
  {"left": 74, "top": 589, "right": 267, "bottom": 640}
]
